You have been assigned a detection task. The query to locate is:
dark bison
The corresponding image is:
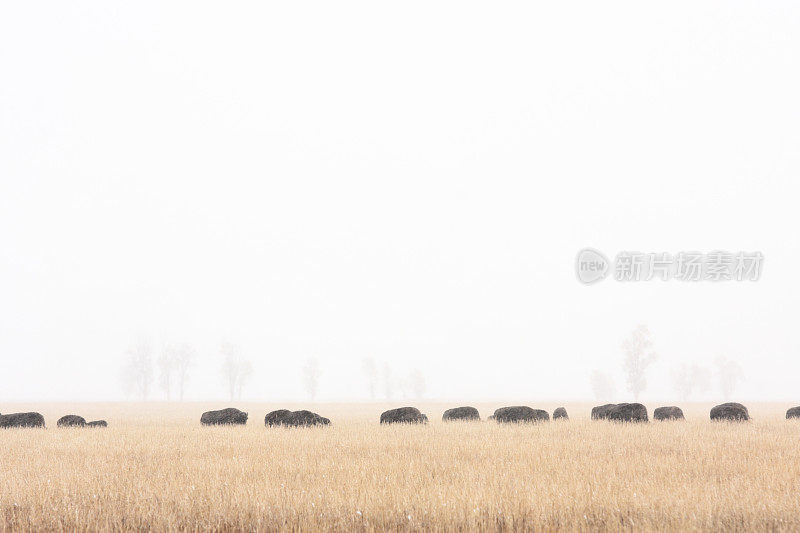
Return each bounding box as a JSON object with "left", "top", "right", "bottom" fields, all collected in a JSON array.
[
  {"left": 493, "top": 406, "right": 549, "bottom": 423},
  {"left": 87, "top": 420, "right": 108, "bottom": 427},
  {"left": 287, "top": 410, "right": 330, "bottom": 426},
  {"left": 57, "top": 415, "right": 87, "bottom": 427},
  {"left": 591, "top": 404, "right": 616, "bottom": 420},
  {"left": 786, "top": 407, "right": 800, "bottom": 419},
  {"left": 442, "top": 406, "right": 480, "bottom": 422},
  {"left": 380, "top": 407, "right": 428, "bottom": 424},
  {"left": 0, "top": 412, "right": 45, "bottom": 428},
  {"left": 710, "top": 402, "right": 749, "bottom": 422},
  {"left": 591, "top": 403, "right": 648, "bottom": 422},
  {"left": 553, "top": 407, "right": 569, "bottom": 420},
  {"left": 201, "top": 408, "right": 248, "bottom": 425},
  {"left": 653, "top": 406, "right": 684, "bottom": 421},
  {"left": 265, "top": 409, "right": 330, "bottom": 427},
  {"left": 607, "top": 403, "right": 648, "bottom": 423},
  {"left": 265, "top": 409, "right": 292, "bottom": 426}
]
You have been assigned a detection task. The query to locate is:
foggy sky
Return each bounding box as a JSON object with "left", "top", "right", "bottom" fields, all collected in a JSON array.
[{"left": 1, "top": 2, "right": 799, "bottom": 402}]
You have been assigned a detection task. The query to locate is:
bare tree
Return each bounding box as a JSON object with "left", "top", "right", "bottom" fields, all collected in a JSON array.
[
  {"left": 407, "top": 368, "right": 426, "bottom": 399},
  {"left": 302, "top": 358, "right": 321, "bottom": 401},
  {"left": 236, "top": 359, "right": 253, "bottom": 401},
  {"left": 172, "top": 343, "right": 196, "bottom": 401},
  {"left": 715, "top": 356, "right": 743, "bottom": 400},
  {"left": 361, "top": 357, "right": 378, "bottom": 400},
  {"left": 590, "top": 370, "right": 616, "bottom": 401},
  {"left": 382, "top": 362, "right": 395, "bottom": 400},
  {"left": 671, "top": 363, "right": 711, "bottom": 401},
  {"left": 397, "top": 369, "right": 426, "bottom": 399},
  {"left": 221, "top": 342, "right": 252, "bottom": 401},
  {"left": 157, "top": 347, "right": 176, "bottom": 401},
  {"left": 622, "top": 325, "right": 658, "bottom": 400},
  {"left": 120, "top": 340, "right": 154, "bottom": 400}
]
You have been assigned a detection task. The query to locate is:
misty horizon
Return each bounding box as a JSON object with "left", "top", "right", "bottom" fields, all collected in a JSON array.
[{"left": 2, "top": 2, "right": 799, "bottom": 404}]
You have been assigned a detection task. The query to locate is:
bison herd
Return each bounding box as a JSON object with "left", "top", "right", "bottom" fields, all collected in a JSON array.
[
  {"left": 196, "top": 402, "right": 792, "bottom": 426},
  {"left": 56, "top": 415, "right": 108, "bottom": 427},
  {"left": 0, "top": 412, "right": 106, "bottom": 428},
  {"left": 1, "top": 403, "right": 799, "bottom": 429},
  {"left": 265, "top": 409, "right": 330, "bottom": 427}
]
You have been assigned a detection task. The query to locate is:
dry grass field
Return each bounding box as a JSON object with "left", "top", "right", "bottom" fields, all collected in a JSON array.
[{"left": 2, "top": 402, "right": 800, "bottom": 531}]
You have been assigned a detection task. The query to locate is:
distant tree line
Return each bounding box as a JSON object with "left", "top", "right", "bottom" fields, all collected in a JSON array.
[
  {"left": 590, "top": 325, "right": 745, "bottom": 402},
  {"left": 121, "top": 340, "right": 250, "bottom": 401},
  {"left": 360, "top": 358, "right": 426, "bottom": 401},
  {"left": 121, "top": 326, "right": 742, "bottom": 402},
  {"left": 120, "top": 343, "right": 427, "bottom": 402}
]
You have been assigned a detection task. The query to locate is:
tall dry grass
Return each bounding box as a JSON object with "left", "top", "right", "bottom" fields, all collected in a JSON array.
[{"left": 1, "top": 402, "right": 799, "bottom": 531}]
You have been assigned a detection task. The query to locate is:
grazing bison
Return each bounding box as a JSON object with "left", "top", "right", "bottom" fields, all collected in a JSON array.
[
  {"left": 265, "top": 409, "right": 292, "bottom": 426},
  {"left": 710, "top": 402, "right": 749, "bottom": 422},
  {"left": 607, "top": 403, "right": 648, "bottom": 423},
  {"left": 0, "top": 412, "right": 45, "bottom": 428},
  {"left": 553, "top": 407, "right": 569, "bottom": 420},
  {"left": 653, "top": 406, "right": 684, "bottom": 421},
  {"left": 591, "top": 404, "right": 616, "bottom": 420},
  {"left": 787, "top": 407, "right": 800, "bottom": 419},
  {"left": 87, "top": 420, "right": 108, "bottom": 427},
  {"left": 442, "top": 406, "right": 480, "bottom": 422},
  {"left": 265, "top": 409, "right": 330, "bottom": 427},
  {"left": 380, "top": 407, "right": 428, "bottom": 424},
  {"left": 288, "top": 410, "right": 330, "bottom": 426},
  {"left": 493, "top": 406, "right": 549, "bottom": 423},
  {"left": 57, "top": 415, "right": 86, "bottom": 427},
  {"left": 200, "top": 408, "right": 248, "bottom": 425}
]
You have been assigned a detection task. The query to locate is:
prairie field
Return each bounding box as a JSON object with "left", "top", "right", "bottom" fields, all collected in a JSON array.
[{"left": 1, "top": 402, "right": 800, "bottom": 532}]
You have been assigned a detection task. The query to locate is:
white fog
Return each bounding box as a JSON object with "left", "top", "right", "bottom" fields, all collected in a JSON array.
[{"left": 1, "top": 1, "right": 798, "bottom": 403}]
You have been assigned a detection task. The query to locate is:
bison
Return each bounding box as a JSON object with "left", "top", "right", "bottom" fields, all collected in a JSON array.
[
  {"left": 592, "top": 403, "right": 648, "bottom": 422},
  {"left": 0, "top": 412, "right": 45, "bottom": 428},
  {"left": 710, "top": 402, "right": 749, "bottom": 422},
  {"left": 57, "top": 415, "right": 87, "bottom": 427},
  {"left": 591, "top": 404, "right": 616, "bottom": 420},
  {"left": 653, "top": 406, "right": 684, "bottom": 421},
  {"left": 265, "top": 409, "right": 330, "bottom": 427},
  {"left": 553, "top": 407, "right": 569, "bottom": 420},
  {"left": 607, "top": 403, "right": 648, "bottom": 423},
  {"left": 493, "top": 406, "right": 549, "bottom": 423},
  {"left": 264, "top": 409, "right": 293, "bottom": 426},
  {"left": 200, "top": 408, "right": 248, "bottom": 425},
  {"left": 380, "top": 407, "right": 428, "bottom": 424},
  {"left": 442, "top": 406, "right": 480, "bottom": 422}
]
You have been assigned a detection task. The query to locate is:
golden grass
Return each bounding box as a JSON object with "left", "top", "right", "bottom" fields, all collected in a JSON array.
[{"left": 1, "top": 402, "right": 800, "bottom": 531}]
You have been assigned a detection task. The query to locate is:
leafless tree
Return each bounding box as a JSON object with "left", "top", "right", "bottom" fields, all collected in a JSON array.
[
  {"left": 157, "top": 347, "right": 176, "bottom": 401},
  {"left": 221, "top": 342, "right": 252, "bottom": 401},
  {"left": 622, "top": 325, "right": 658, "bottom": 400},
  {"left": 236, "top": 359, "right": 253, "bottom": 401},
  {"left": 302, "top": 358, "right": 321, "bottom": 401},
  {"left": 361, "top": 357, "right": 378, "bottom": 400},
  {"left": 396, "top": 369, "right": 426, "bottom": 399},
  {"left": 120, "top": 340, "right": 154, "bottom": 400},
  {"left": 172, "top": 343, "right": 196, "bottom": 401},
  {"left": 382, "top": 362, "right": 395, "bottom": 400},
  {"left": 590, "top": 369, "right": 616, "bottom": 401},
  {"left": 406, "top": 368, "right": 426, "bottom": 399},
  {"left": 671, "top": 363, "right": 711, "bottom": 400},
  {"left": 715, "top": 356, "right": 744, "bottom": 400}
]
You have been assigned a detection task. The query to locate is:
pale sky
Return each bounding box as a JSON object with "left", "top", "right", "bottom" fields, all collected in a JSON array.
[{"left": 1, "top": 2, "right": 798, "bottom": 402}]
